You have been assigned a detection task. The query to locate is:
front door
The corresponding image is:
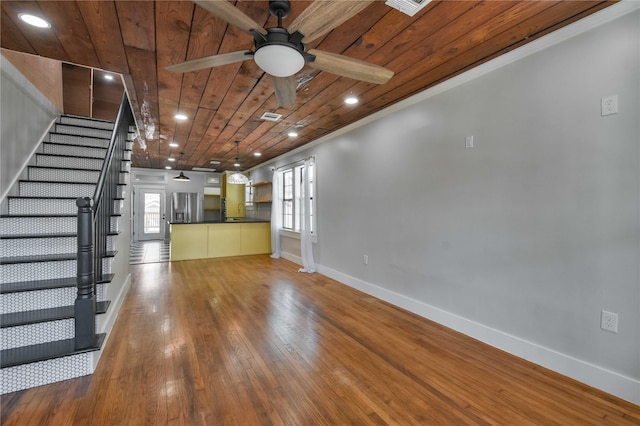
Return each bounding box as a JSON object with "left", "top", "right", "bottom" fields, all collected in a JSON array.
[{"left": 134, "top": 187, "right": 166, "bottom": 241}]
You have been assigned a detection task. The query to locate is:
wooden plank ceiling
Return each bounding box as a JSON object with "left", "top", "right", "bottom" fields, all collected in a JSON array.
[{"left": 1, "top": 0, "right": 615, "bottom": 173}]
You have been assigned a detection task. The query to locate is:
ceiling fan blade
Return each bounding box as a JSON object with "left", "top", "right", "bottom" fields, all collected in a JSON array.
[
  {"left": 289, "top": 0, "right": 375, "bottom": 43},
  {"left": 166, "top": 50, "right": 252, "bottom": 73},
  {"left": 192, "top": 0, "right": 266, "bottom": 35},
  {"left": 272, "top": 76, "right": 297, "bottom": 106},
  {"left": 307, "top": 49, "right": 394, "bottom": 85}
]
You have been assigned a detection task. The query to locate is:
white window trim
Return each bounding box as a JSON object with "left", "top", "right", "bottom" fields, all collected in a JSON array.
[{"left": 278, "top": 158, "right": 317, "bottom": 241}]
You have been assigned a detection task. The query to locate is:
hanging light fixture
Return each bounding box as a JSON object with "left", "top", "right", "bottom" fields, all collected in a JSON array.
[
  {"left": 173, "top": 152, "right": 191, "bottom": 181},
  {"left": 173, "top": 171, "right": 190, "bottom": 181},
  {"left": 227, "top": 141, "right": 249, "bottom": 185}
]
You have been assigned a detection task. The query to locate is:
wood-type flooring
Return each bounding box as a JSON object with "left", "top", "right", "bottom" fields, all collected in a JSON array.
[{"left": 2, "top": 255, "right": 639, "bottom": 425}]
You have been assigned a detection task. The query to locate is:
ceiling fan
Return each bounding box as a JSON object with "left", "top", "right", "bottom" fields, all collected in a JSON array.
[{"left": 166, "top": 0, "right": 395, "bottom": 106}]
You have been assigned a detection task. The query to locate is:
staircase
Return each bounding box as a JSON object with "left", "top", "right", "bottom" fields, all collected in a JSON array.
[{"left": 0, "top": 114, "right": 132, "bottom": 394}]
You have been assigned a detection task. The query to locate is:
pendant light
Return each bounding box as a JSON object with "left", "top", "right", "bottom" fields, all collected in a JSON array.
[
  {"left": 173, "top": 171, "right": 190, "bottom": 181},
  {"left": 227, "top": 141, "right": 249, "bottom": 185},
  {"left": 173, "top": 152, "right": 191, "bottom": 181}
]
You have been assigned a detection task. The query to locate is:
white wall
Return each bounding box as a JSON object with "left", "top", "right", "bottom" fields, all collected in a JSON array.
[
  {"left": 0, "top": 55, "right": 60, "bottom": 200},
  {"left": 251, "top": 5, "right": 640, "bottom": 403}
]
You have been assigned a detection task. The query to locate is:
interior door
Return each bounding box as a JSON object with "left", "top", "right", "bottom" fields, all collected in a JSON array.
[{"left": 134, "top": 187, "right": 166, "bottom": 241}]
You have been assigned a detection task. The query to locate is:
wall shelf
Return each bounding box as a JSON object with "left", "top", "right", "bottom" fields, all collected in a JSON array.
[
  {"left": 252, "top": 181, "right": 272, "bottom": 203},
  {"left": 250, "top": 181, "right": 272, "bottom": 187},
  {"left": 248, "top": 181, "right": 272, "bottom": 220}
]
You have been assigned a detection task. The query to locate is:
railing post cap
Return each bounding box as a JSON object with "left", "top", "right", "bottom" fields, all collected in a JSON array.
[{"left": 76, "top": 197, "right": 93, "bottom": 208}]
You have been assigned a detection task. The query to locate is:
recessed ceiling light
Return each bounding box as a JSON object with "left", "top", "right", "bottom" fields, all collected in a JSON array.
[
  {"left": 168, "top": 157, "right": 175, "bottom": 162},
  {"left": 169, "top": 142, "right": 179, "bottom": 148},
  {"left": 165, "top": 166, "right": 172, "bottom": 170},
  {"left": 18, "top": 13, "right": 50, "bottom": 29},
  {"left": 344, "top": 96, "right": 359, "bottom": 105},
  {"left": 210, "top": 160, "right": 221, "bottom": 165},
  {"left": 253, "top": 152, "right": 262, "bottom": 157},
  {"left": 104, "top": 74, "right": 114, "bottom": 81},
  {"left": 174, "top": 113, "right": 188, "bottom": 120},
  {"left": 287, "top": 131, "right": 298, "bottom": 138}
]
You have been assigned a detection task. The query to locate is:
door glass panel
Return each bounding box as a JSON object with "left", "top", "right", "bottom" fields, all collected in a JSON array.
[{"left": 144, "top": 193, "right": 160, "bottom": 234}]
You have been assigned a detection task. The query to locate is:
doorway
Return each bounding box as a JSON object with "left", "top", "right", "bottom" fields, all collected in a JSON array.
[{"left": 134, "top": 187, "right": 166, "bottom": 242}]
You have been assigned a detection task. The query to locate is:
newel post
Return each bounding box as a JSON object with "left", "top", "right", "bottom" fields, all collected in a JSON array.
[{"left": 75, "top": 196, "right": 96, "bottom": 350}]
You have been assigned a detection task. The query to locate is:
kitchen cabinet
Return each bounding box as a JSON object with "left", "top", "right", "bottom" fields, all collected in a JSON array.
[
  {"left": 170, "top": 222, "right": 270, "bottom": 261},
  {"left": 204, "top": 179, "right": 222, "bottom": 221},
  {"left": 223, "top": 174, "right": 245, "bottom": 218},
  {"left": 208, "top": 224, "right": 242, "bottom": 258},
  {"left": 204, "top": 194, "right": 220, "bottom": 211},
  {"left": 241, "top": 223, "right": 272, "bottom": 255},
  {"left": 170, "top": 224, "right": 209, "bottom": 260},
  {"left": 204, "top": 188, "right": 221, "bottom": 221},
  {"left": 225, "top": 184, "right": 245, "bottom": 218}
]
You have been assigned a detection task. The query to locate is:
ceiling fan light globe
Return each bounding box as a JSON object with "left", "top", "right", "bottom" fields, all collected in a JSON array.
[{"left": 254, "top": 45, "right": 305, "bottom": 77}]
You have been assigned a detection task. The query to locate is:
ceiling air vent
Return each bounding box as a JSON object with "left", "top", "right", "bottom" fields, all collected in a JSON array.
[
  {"left": 385, "top": 0, "right": 431, "bottom": 16},
  {"left": 260, "top": 112, "right": 282, "bottom": 122}
]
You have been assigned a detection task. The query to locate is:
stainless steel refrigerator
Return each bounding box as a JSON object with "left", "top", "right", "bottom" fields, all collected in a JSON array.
[{"left": 171, "top": 192, "right": 203, "bottom": 223}]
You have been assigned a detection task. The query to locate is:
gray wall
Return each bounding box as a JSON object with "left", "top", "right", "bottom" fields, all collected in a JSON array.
[
  {"left": 251, "top": 7, "right": 640, "bottom": 402},
  {"left": 1, "top": 55, "right": 60, "bottom": 200}
]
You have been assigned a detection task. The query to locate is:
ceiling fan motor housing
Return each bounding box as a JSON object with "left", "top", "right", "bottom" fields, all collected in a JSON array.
[
  {"left": 248, "top": 0, "right": 318, "bottom": 77},
  {"left": 251, "top": 27, "right": 315, "bottom": 77},
  {"left": 252, "top": 27, "right": 303, "bottom": 50}
]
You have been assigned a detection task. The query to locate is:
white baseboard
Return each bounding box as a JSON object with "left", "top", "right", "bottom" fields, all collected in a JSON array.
[
  {"left": 316, "top": 263, "right": 640, "bottom": 405},
  {"left": 91, "top": 273, "right": 132, "bottom": 370},
  {"left": 280, "top": 251, "right": 302, "bottom": 266}
]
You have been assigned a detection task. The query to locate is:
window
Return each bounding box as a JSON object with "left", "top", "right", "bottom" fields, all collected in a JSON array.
[
  {"left": 280, "top": 161, "right": 315, "bottom": 235},
  {"left": 245, "top": 179, "right": 254, "bottom": 211}
]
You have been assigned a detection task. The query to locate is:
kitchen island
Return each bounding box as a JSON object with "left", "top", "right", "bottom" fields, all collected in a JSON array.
[{"left": 170, "top": 219, "right": 271, "bottom": 261}]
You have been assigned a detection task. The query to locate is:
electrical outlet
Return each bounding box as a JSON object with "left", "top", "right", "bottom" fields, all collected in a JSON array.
[
  {"left": 601, "top": 310, "right": 618, "bottom": 333},
  {"left": 363, "top": 254, "right": 368, "bottom": 265},
  {"left": 601, "top": 95, "right": 618, "bottom": 116},
  {"left": 465, "top": 136, "right": 474, "bottom": 148}
]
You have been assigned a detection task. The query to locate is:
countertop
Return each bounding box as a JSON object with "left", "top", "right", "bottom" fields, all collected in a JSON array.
[{"left": 170, "top": 219, "right": 270, "bottom": 225}]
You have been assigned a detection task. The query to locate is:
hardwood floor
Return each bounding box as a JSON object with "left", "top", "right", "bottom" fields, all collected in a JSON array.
[{"left": 2, "top": 255, "right": 638, "bottom": 425}]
